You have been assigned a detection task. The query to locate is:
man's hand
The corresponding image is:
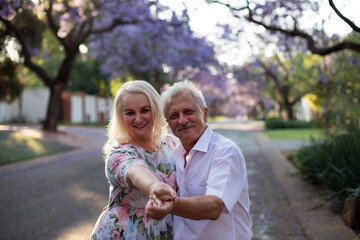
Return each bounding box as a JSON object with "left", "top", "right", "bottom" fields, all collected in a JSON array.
[
  {"left": 146, "top": 182, "right": 176, "bottom": 220},
  {"left": 145, "top": 198, "right": 174, "bottom": 220}
]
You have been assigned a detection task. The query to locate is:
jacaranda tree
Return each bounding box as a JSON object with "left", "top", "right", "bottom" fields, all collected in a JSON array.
[
  {"left": 0, "top": 0, "right": 196, "bottom": 131},
  {"left": 207, "top": 0, "right": 360, "bottom": 55},
  {"left": 88, "top": 6, "right": 218, "bottom": 92}
]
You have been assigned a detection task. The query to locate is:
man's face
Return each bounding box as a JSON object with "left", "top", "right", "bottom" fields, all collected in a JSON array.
[{"left": 165, "top": 91, "right": 208, "bottom": 151}]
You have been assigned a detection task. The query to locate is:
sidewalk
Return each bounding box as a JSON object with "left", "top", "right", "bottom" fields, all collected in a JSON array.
[{"left": 254, "top": 132, "right": 359, "bottom": 240}]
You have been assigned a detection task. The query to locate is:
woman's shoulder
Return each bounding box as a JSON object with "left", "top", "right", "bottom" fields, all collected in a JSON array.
[
  {"left": 162, "top": 134, "right": 181, "bottom": 150},
  {"left": 110, "top": 143, "right": 144, "bottom": 156}
]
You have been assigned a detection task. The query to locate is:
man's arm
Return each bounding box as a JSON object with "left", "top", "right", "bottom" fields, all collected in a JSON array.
[
  {"left": 171, "top": 195, "right": 224, "bottom": 220},
  {"left": 146, "top": 191, "right": 224, "bottom": 220}
]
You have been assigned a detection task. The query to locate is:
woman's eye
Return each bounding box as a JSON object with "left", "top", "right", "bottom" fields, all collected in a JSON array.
[
  {"left": 141, "top": 109, "right": 150, "bottom": 113},
  {"left": 125, "top": 111, "right": 134, "bottom": 115}
]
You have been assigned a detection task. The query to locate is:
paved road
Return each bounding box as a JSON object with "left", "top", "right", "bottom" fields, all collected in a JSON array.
[{"left": 0, "top": 122, "right": 358, "bottom": 240}]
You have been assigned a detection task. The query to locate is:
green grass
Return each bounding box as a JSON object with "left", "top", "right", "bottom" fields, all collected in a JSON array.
[
  {"left": 264, "top": 128, "right": 325, "bottom": 141},
  {"left": 0, "top": 131, "right": 74, "bottom": 165}
]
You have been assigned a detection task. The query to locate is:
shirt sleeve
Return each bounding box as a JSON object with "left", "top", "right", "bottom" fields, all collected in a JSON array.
[
  {"left": 205, "top": 142, "right": 247, "bottom": 213},
  {"left": 107, "top": 145, "right": 148, "bottom": 187}
]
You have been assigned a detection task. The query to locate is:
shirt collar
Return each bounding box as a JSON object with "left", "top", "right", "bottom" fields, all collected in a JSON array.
[{"left": 191, "top": 126, "right": 213, "bottom": 153}]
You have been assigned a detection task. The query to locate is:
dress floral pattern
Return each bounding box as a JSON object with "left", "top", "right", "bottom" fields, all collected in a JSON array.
[{"left": 91, "top": 135, "right": 179, "bottom": 240}]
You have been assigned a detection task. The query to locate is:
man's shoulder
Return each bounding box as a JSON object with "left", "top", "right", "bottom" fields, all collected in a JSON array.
[{"left": 211, "top": 132, "right": 240, "bottom": 151}]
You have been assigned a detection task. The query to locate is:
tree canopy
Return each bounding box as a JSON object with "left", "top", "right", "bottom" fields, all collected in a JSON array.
[{"left": 1, "top": 0, "right": 221, "bottom": 130}]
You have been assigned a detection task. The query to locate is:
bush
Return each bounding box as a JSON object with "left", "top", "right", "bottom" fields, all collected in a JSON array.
[
  {"left": 293, "top": 130, "right": 360, "bottom": 205},
  {"left": 265, "top": 118, "right": 318, "bottom": 129}
]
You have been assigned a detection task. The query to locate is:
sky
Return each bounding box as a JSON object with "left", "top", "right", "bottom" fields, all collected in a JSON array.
[{"left": 160, "top": 0, "right": 360, "bottom": 66}]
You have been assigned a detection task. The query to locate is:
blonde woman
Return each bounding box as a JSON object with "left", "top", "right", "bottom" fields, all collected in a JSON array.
[{"left": 91, "top": 80, "right": 178, "bottom": 239}]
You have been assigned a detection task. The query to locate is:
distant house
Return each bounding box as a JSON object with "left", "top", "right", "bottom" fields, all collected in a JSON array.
[{"left": 0, "top": 87, "right": 113, "bottom": 124}]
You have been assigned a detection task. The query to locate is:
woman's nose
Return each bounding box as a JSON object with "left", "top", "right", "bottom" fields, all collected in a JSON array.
[{"left": 135, "top": 113, "right": 142, "bottom": 122}]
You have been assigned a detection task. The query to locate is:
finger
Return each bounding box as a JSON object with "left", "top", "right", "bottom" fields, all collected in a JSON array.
[{"left": 154, "top": 187, "right": 176, "bottom": 198}]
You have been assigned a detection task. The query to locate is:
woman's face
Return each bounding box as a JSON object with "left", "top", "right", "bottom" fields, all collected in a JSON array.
[{"left": 121, "top": 92, "right": 154, "bottom": 142}]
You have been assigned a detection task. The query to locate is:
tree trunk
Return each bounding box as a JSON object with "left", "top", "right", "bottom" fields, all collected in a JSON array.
[
  {"left": 284, "top": 102, "right": 295, "bottom": 120},
  {"left": 42, "top": 48, "right": 78, "bottom": 131},
  {"left": 152, "top": 69, "right": 162, "bottom": 92},
  {"left": 43, "top": 83, "right": 66, "bottom": 131}
]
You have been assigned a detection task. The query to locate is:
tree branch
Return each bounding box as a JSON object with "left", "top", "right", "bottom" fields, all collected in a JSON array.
[
  {"left": 211, "top": 0, "right": 360, "bottom": 55},
  {"left": 0, "top": 17, "right": 53, "bottom": 86},
  {"left": 205, "top": 0, "right": 247, "bottom": 11},
  {"left": 45, "top": 1, "right": 67, "bottom": 47},
  {"left": 89, "top": 18, "right": 139, "bottom": 35},
  {"left": 329, "top": 0, "right": 360, "bottom": 33},
  {"left": 247, "top": 10, "right": 360, "bottom": 55}
]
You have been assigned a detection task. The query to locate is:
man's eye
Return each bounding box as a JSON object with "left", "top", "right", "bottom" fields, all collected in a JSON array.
[
  {"left": 185, "top": 110, "right": 194, "bottom": 115},
  {"left": 169, "top": 114, "right": 178, "bottom": 120}
]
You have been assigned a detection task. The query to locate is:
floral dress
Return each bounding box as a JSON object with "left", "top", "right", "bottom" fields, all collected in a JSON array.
[{"left": 91, "top": 135, "right": 179, "bottom": 240}]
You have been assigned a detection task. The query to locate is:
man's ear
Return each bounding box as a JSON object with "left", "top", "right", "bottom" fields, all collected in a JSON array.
[{"left": 203, "top": 107, "right": 209, "bottom": 122}]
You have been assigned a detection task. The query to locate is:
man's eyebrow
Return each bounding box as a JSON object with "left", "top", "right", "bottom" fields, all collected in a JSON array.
[{"left": 167, "top": 111, "right": 178, "bottom": 117}]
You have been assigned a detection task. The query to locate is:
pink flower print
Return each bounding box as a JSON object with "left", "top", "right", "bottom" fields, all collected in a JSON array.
[
  {"left": 155, "top": 171, "right": 176, "bottom": 190},
  {"left": 165, "top": 136, "right": 178, "bottom": 150},
  {"left": 142, "top": 214, "right": 154, "bottom": 228},
  {"left": 155, "top": 170, "right": 168, "bottom": 182},
  {"left": 135, "top": 208, "right": 146, "bottom": 218},
  {"left": 136, "top": 208, "right": 154, "bottom": 227},
  {"left": 109, "top": 153, "right": 128, "bottom": 172},
  {"left": 117, "top": 207, "right": 129, "bottom": 221},
  {"left": 112, "top": 231, "right": 120, "bottom": 239},
  {"left": 166, "top": 172, "right": 177, "bottom": 190},
  {"left": 96, "top": 211, "right": 107, "bottom": 231},
  {"left": 120, "top": 192, "right": 130, "bottom": 205}
]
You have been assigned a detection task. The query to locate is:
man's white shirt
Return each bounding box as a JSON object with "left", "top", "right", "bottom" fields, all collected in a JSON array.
[{"left": 173, "top": 127, "right": 252, "bottom": 240}]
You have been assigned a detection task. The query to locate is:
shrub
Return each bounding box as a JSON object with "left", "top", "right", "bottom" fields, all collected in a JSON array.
[
  {"left": 265, "top": 118, "right": 318, "bottom": 129},
  {"left": 293, "top": 130, "right": 360, "bottom": 205}
]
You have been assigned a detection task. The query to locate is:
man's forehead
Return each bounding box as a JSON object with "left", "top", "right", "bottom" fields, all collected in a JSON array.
[{"left": 167, "top": 93, "right": 196, "bottom": 108}]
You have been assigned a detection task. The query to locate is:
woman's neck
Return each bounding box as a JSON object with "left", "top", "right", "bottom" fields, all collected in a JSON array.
[{"left": 129, "top": 138, "right": 156, "bottom": 152}]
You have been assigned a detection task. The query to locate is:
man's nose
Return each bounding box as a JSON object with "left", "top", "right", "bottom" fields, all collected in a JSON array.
[{"left": 178, "top": 113, "right": 187, "bottom": 125}]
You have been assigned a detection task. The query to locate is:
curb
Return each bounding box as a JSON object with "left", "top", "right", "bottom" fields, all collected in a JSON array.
[{"left": 254, "top": 132, "right": 360, "bottom": 240}]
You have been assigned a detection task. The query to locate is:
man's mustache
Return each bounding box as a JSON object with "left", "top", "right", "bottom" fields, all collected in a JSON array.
[{"left": 176, "top": 122, "right": 195, "bottom": 131}]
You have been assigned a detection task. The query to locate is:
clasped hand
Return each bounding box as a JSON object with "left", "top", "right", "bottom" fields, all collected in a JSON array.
[{"left": 146, "top": 182, "right": 176, "bottom": 220}]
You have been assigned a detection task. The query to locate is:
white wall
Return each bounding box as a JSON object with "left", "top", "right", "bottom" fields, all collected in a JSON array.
[
  {"left": 71, "top": 95, "right": 83, "bottom": 123},
  {"left": 98, "top": 97, "right": 106, "bottom": 113},
  {"left": 85, "top": 95, "right": 97, "bottom": 122},
  {"left": 22, "top": 88, "right": 50, "bottom": 123},
  {"left": 0, "top": 88, "right": 113, "bottom": 124},
  {"left": 0, "top": 99, "right": 19, "bottom": 122},
  {"left": 106, "top": 98, "right": 114, "bottom": 121}
]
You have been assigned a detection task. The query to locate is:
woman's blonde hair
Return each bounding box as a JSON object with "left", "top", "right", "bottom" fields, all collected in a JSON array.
[{"left": 103, "top": 80, "right": 167, "bottom": 159}]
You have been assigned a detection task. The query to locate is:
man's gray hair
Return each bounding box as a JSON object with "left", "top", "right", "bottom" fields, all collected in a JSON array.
[{"left": 161, "top": 80, "right": 207, "bottom": 115}]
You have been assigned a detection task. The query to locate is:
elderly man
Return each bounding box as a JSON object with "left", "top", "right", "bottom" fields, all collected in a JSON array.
[{"left": 146, "top": 80, "right": 252, "bottom": 240}]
